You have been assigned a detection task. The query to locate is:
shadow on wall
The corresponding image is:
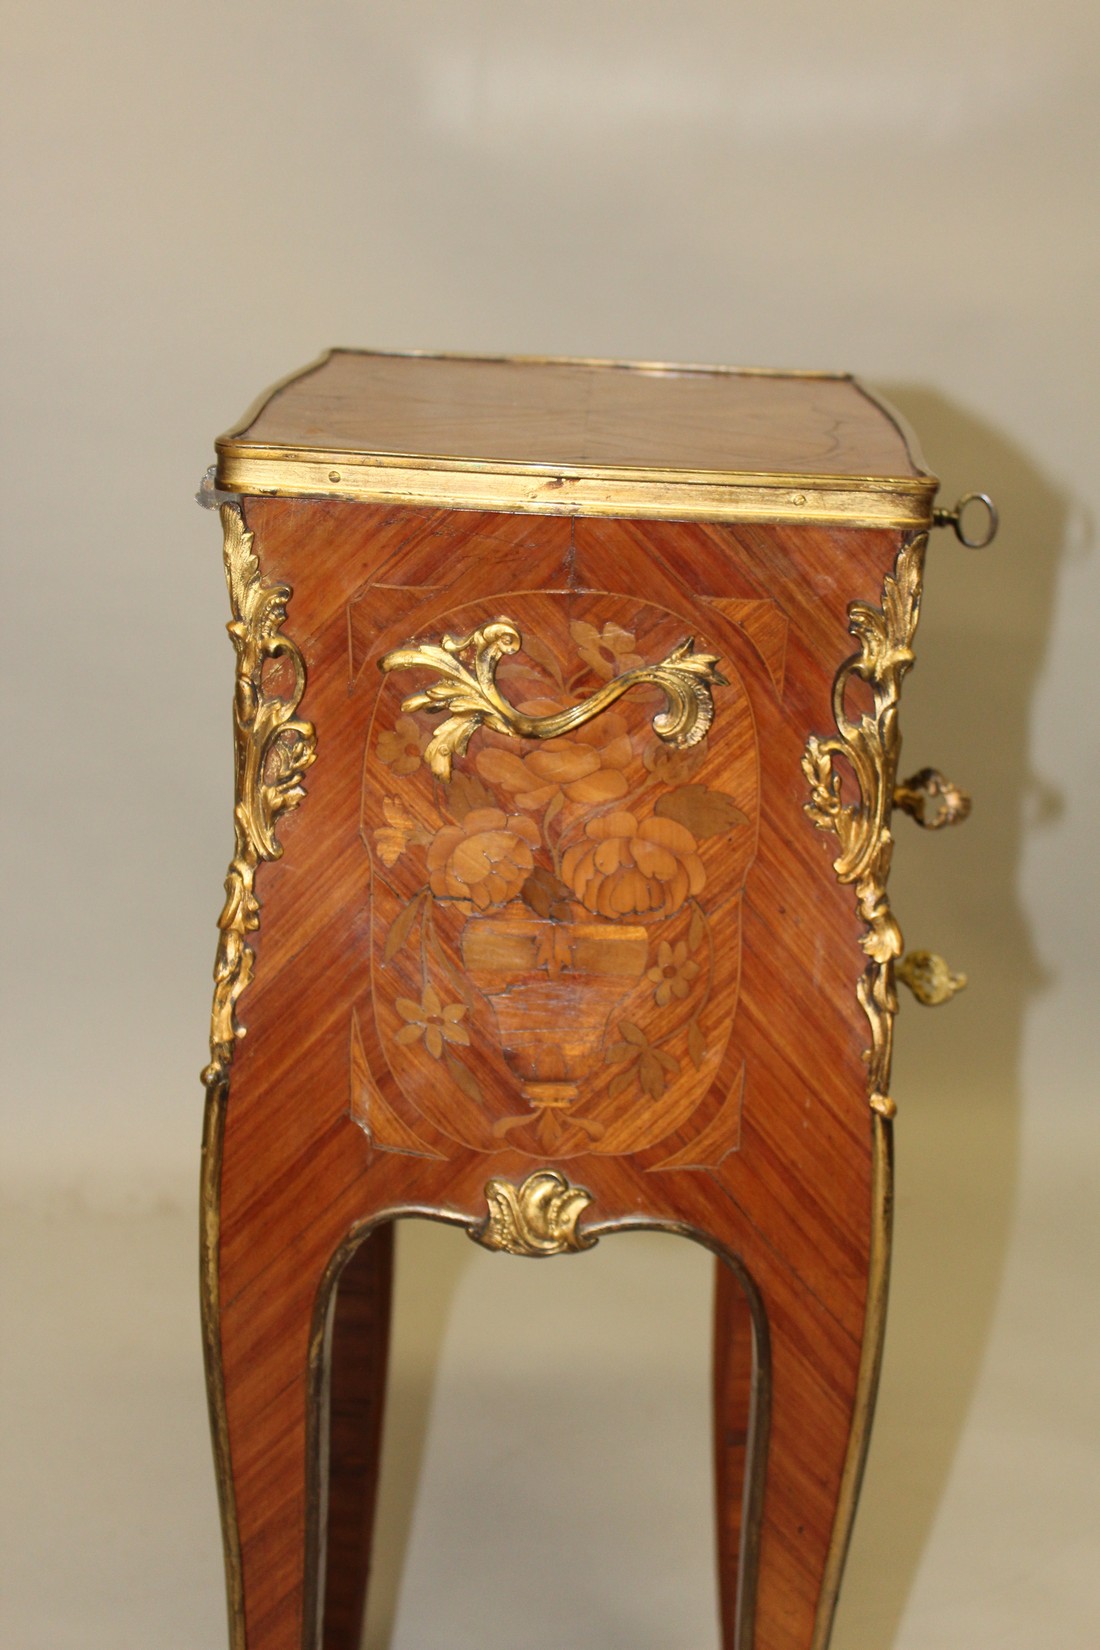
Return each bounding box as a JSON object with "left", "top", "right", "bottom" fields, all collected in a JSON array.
[{"left": 835, "top": 386, "right": 1066, "bottom": 1647}]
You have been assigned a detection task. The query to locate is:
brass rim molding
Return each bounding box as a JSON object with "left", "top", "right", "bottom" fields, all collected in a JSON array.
[
  {"left": 380, "top": 618, "right": 726, "bottom": 781},
  {"left": 200, "top": 502, "right": 317, "bottom": 1650},
  {"left": 216, "top": 447, "right": 937, "bottom": 530},
  {"left": 801, "top": 532, "right": 928, "bottom": 1121}
]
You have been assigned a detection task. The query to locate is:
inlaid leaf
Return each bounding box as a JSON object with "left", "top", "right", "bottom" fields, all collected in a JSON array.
[
  {"left": 374, "top": 796, "right": 421, "bottom": 866},
  {"left": 424, "top": 916, "right": 474, "bottom": 1009},
  {"left": 444, "top": 1050, "right": 484, "bottom": 1104},
  {"left": 655, "top": 785, "right": 748, "bottom": 839},
  {"left": 522, "top": 632, "right": 565, "bottom": 687},
  {"left": 642, "top": 740, "right": 705, "bottom": 784},
  {"left": 383, "top": 893, "right": 422, "bottom": 963},
  {"left": 446, "top": 770, "right": 496, "bottom": 820},
  {"left": 688, "top": 1019, "right": 707, "bottom": 1067},
  {"left": 639, "top": 1053, "right": 665, "bottom": 1099},
  {"left": 542, "top": 790, "right": 565, "bottom": 832},
  {"left": 475, "top": 747, "right": 531, "bottom": 790},
  {"left": 608, "top": 1069, "right": 634, "bottom": 1099}
]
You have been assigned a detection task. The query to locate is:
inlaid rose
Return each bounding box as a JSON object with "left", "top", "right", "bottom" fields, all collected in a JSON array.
[
  {"left": 561, "top": 810, "right": 705, "bottom": 919},
  {"left": 474, "top": 711, "right": 633, "bottom": 810},
  {"left": 427, "top": 807, "right": 541, "bottom": 913}
]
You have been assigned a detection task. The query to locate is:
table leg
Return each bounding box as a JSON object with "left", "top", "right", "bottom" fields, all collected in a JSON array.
[
  {"left": 714, "top": 1258, "right": 761, "bottom": 1649},
  {"left": 322, "top": 1223, "right": 394, "bottom": 1650}
]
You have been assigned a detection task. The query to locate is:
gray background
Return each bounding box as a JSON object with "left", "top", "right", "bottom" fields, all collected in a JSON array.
[{"left": 3, "top": 3, "right": 1097, "bottom": 1646}]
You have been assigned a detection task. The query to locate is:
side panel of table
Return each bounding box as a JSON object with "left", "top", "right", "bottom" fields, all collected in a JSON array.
[{"left": 202, "top": 497, "right": 911, "bottom": 1650}]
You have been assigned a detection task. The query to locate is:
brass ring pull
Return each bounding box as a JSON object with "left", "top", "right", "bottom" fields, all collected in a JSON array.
[
  {"left": 894, "top": 767, "right": 972, "bottom": 829},
  {"left": 380, "top": 618, "right": 726, "bottom": 781},
  {"left": 933, "top": 491, "right": 999, "bottom": 549}
]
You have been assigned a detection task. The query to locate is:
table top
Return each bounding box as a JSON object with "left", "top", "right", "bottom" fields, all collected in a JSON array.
[{"left": 215, "top": 350, "right": 937, "bottom": 528}]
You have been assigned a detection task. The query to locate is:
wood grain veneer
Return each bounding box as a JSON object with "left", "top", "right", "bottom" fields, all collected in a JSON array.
[{"left": 222, "top": 351, "right": 925, "bottom": 480}]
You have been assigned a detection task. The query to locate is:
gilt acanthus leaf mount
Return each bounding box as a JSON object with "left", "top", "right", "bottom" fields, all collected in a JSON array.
[
  {"left": 472, "top": 1170, "right": 597, "bottom": 1256},
  {"left": 203, "top": 504, "right": 316, "bottom": 1087},
  {"left": 801, "top": 535, "right": 927, "bottom": 1116}
]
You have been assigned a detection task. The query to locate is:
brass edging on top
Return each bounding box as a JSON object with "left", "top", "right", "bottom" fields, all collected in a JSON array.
[
  {"left": 215, "top": 446, "right": 936, "bottom": 529},
  {"left": 216, "top": 438, "right": 934, "bottom": 493},
  {"left": 325, "top": 345, "right": 853, "bottom": 379}
]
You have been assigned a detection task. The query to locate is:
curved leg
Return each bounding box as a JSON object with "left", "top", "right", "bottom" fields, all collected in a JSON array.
[
  {"left": 218, "top": 1211, "right": 385, "bottom": 1650},
  {"left": 748, "top": 1269, "right": 864, "bottom": 1650},
  {"left": 713, "top": 1259, "right": 760, "bottom": 1650},
  {"left": 322, "top": 1224, "right": 394, "bottom": 1650},
  {"left": 219, "top": 1259, "right": 320, "bottom": 1649}
]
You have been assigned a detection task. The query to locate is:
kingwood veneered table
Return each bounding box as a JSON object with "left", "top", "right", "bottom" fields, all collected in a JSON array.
[{"left": 199, "top": 351, "right": 990, "bottom": 1650}]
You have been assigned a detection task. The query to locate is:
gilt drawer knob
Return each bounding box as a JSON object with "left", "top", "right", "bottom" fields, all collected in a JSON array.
[
  {"left": 897, "top": 949, "right": 968, "bottom": 1006},
  {"left": 894, "top": 767, "right": 972, "bottom": 828}
]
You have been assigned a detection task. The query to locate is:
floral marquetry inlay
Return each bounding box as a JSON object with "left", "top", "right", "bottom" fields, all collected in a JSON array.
[{"left": 354, "top": 594, "right": 760, "bottom": 1163}]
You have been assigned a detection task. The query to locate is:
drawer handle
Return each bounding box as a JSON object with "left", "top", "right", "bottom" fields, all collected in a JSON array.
[
  {"left": 381, "top": 618, "right": 727, "bottom": 781},
  {"left": 897, "top": 950, "right": 968, "bottom": 1006},
  {"left": 894, "top": 767, "right": 972, "bottom": 829}
]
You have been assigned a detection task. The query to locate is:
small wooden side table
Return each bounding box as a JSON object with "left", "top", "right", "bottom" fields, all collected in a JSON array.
[{"left": 200, "top": 351, "right": 985, "bottom": 1650}]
